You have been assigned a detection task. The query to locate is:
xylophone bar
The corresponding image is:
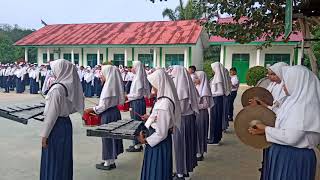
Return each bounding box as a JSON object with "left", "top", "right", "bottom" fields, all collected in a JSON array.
[
  {"left": 0, "top": 110, "right": 28, "bottom": 124},
  {"left": 87, "top": 129, "right": 137, "bottom": 140}
]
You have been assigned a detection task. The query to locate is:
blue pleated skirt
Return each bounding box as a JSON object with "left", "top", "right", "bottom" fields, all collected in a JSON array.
[
  {"left": 94, "top": 77, "right": 102, "bottom": 97},
  {"left": 222, "top": 95, "right": 229, "bottom": 131},
  {"left": 101, "top": 106, "right": 124, "bottom": 160},
  {"left": 84, "top": 82, "right": 93, "bottom": 97},
  {"left": 40, "top": 117, "right": 73, "bottom": 180},
  {"left": 262, "top": 144, "right": 316, "bottom": 180},
  {"left": 196, "top": 109, "right": 209, "bottom": 154},
  {"left": 173, "top": 114, "right": 198, "bottom": 174},
  {"left": 15, "top": 78, "right": 24, "bottom": 93},
  {"left": 208, "top": 96, "right": 223, "bottom": 144},
  {"left": 140, "top": 129, "right": 173, "bottom": 180},
  {"left": 130, "top": 98, "right": 146, "bottom": 145}
]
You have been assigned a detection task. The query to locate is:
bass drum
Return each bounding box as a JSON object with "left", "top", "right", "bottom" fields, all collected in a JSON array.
[{"left": 255, "top": 77, "right": 271, "bottom": 89}]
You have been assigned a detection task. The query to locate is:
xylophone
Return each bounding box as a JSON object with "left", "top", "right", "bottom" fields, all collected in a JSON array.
[
  {"left": 0, "top": 102, "right": 45, "bottom": 124},
  {"left": 87, "top": 119, "right": 146, "bottom": 140}
]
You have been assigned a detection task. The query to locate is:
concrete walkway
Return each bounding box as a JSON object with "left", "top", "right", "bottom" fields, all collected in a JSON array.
[{"left": 0, "top": 86, "right": 262, "bottom": 180}]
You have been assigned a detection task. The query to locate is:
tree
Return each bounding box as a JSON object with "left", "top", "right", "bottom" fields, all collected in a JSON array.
[
  {"left": 0, "top": 24, "right": 35, "bottom": 63},
  {"left": 162, "top": 0, "right": 203, "bottom": 21},
  {"left": 199, "top": 0, "right": 320, "bottom": 75}
]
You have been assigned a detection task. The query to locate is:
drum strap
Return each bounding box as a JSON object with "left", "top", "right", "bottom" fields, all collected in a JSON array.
[
  {"left": 45, "top": 83, "right": 68, "bottom": 97},
  {"left": 157, "top": 96, "right": 175, "bottom": 113}
]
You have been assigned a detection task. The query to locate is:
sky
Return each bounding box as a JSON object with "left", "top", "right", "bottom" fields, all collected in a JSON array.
[{"left": 0, "top": 0, "right": 185, "bottom": 30}]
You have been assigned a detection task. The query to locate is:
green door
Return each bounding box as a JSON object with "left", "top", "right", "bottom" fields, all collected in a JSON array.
[
  {"left": 232, "top": 54, "right": 250, "bottom": 83},
  {"left": 87, "top": 54, "right": 103, "bottom": 67},
  {"left": 264, "top": 54, "right": 290, "bottom": 67}
]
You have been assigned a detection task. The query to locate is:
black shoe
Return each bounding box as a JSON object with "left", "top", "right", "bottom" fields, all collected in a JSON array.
[
  {"left": 173, "top": 175, "right": 185, "bottom": 180},
  {"left": 184, "top": 173, "right": 190, "bottom": 177},
  {"left": 126, "top": 146, "right": 143, "bottom": 152},
  {"left": 96, "top": 162, "right": 116, "bottom": 171},
  {"left": 197, "top": 155, "right": 204, "bottom": 161}
]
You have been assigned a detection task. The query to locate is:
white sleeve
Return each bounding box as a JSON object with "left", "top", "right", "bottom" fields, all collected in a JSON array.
[
  {"left": 146, "top": 110, "right": 170, "bottom": 147},
  {"left": 40, "top": 89, "right": 62, "bottom": 138},
  {"left": 93, "top": 97, "right": 114, "bottom": 115},
  {"left": 265, "top": 127, "right": 306, "bottom": 147}
]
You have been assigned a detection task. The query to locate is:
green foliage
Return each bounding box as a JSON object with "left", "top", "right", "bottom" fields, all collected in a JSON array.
[
  {"left": 203, "top": 45, "right": 220, "bottom": 79},
  {"left": 246, "top": 66, "right": 268, "bottom": 86},
  {"left": 162, "top": 0, "right": 203, "bottom": 21},
  {"left": 0, "top": 24, "right": 35, "bottom": 63}
]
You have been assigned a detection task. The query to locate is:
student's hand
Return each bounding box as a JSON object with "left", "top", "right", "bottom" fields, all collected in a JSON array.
[
  {"left": 249, "top": 97, "right": 268, "bottom": 107},
  {"left": 248, "top": 123, "right": 266, "bottom": 135},
  {"left": 141, "top": 114, "right": 150, "bottom": 121},
  {"left": 137, "top": 131, "right": 147, "bottom": 144},
  {"left": 125, "top": 95, "right": 128, "bottom": 101},
  {"left": 42, "top": 137, "right": 48, "bottom": 148},
  {"left": 84, "top": 108, "right": 94, "bottom": 114}
]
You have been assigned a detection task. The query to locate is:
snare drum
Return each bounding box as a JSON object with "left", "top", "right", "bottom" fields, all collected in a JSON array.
[
  {"left": 82, "top": 112, "right": 101, "bottom": 126},
  {"left": 117, "top": 102, "right": 130, "bottom": 112},
  {"left": 145, "top": 97, "right": 154, "bottom": 108}
]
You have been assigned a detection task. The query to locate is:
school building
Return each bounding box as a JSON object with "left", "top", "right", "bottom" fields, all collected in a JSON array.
[
  {"left": 15, "top": 18, "right": 303, "bottom": 83},
  {"left": 15, "top": 20, "right": 209, "bottom": 69}
]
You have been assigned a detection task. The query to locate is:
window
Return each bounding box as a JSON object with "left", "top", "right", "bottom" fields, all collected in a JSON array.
[
  {"left": 113, "top": 54, "right": 125, "bottom": 66},
  {"left": 165, "top": 54, "right": 184, "bottom": 67},
  {"left": 43, "top": 53, "right": 54, "bottom": 63},
  {"left": 63, "top": 53, "right": 79, "bottom": 64},
  {"left": 138, "top": 54, "right": 153, "bottom": 67},
  {"left": 265, "top": 54, "right": 290, "bottom": 67},
  {"left": 87, "top": 54, "right": 103, "bottom": 67},
  {"left": 63, "top": 54, "right": 72, "bottom": 61}
]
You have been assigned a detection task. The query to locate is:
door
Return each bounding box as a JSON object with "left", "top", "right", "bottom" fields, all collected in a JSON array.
[
  {"left": 87, "top": 54, "right": 97, "bottom": 67},
  {"left": 232, "top": 54, "right": 250, "bottom": 83}
]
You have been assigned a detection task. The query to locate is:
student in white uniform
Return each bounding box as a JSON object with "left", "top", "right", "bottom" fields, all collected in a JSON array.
[
  {"left": 195, "top": 71, "right": 214, "bottom": 161},
  {"left": 188, "top": 66, "right": 200, "bottom": 86},
  {"left": 208, "top": 62, "right": 231, "bottom": 145},
  {"left": 171, "top": 65, "right": 199, "bottom": 179},
  {"left": 126, "top": 61, "right": 150, "bottom": 152},
  {"left": 266, "top": 62, "right": 289, "bottom": 113},
  {"left": 40, "top": 59, "right": 84, "bottom": 180},
  {"left": 138, "top": 68, "right": 181, "bottom": 180},
  {"left": 228, "top": 67, "right": 239, "bottom": 121},
  {"left": 85, "top": 65, "right": 125, "bottom": 170},
  {"left": 249, "top": 65, "right": 320, "bottom": 180}
]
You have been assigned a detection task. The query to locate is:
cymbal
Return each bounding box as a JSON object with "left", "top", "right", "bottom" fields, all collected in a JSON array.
[
  {"left": 241, "top": 87, "right": 274, "bottom": 107},
  {"left": 234, "top": 105, "right": 276, "bottom": 149},
  {"left": 256, "top": 77, "right": 271, "bottom": 89}
]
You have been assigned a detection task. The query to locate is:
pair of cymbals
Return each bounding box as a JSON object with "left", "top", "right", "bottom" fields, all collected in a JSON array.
[{"left": 235, "top": 86, "right": 276, "bottom": 149}]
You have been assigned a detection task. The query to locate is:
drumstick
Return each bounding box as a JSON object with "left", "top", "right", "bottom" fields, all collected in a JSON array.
[{"left": 129, "top": 108, "right": 143, "bottom": 118}]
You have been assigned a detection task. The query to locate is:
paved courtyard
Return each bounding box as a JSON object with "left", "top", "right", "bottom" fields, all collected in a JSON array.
[{"left": 0, "top": 86, "right": 262, "bottom": 180}]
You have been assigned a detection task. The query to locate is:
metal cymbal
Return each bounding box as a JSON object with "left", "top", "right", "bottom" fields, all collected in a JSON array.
[{"left": 241, "top": 87, "right": 274, "bottom": 107}]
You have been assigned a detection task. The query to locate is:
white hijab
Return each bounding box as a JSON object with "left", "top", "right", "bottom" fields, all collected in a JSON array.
[
  {"left": 147, "top": 68, "right": 182, "bottom": 129},
  {"left": 130, "top": 61, "right": 150, "bottom": 97},
  {"left": 266, "top": 62, "right": 289, "bottom": 111},
  {"left": 196, "top": 71, "right": 214, "bottom": 108},
  {"left": 276, "top": 65, "right": 320, "bottom": 133},
  {"left": 84, "top": 68, "right": 94, "bottom": 83},
  {"left": 210, "top": 62, "right": 231, "bottom": 96},
  {"left": 50, "top": 59, "right": 84, "bottom": 114},
  {"left": 171, "top": 65, "right": 199, "bottom": 114},
  {"left": 100, "top": 65, "right": 125, "bottom": 105}
]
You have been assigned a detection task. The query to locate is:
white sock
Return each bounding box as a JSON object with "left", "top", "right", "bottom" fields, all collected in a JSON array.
[
  {"left": 196, "top": 153, "right": 202, "bottom": 158},
  {"left": 177, "top": 174, "right": 184, "bottom": 178},
  {"left": 134, "top": 144, "right": 141, "bottom": 149},
  {"left": 104, "top": 160, "right": 111, "bottom": 166}
]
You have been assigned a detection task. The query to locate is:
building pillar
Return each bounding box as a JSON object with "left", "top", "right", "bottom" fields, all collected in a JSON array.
[
  {"left": 184, "top": 47, "right": 188, "bottom": 68},
  {"left": 47, "top": 48, "right": 50, "bottom": 62},
  {"left": 159, "top": 47, "right": 163, "bottom": 67},
  {"left": 71, "top": 49, "right": 75, "bottom": 64},
  {"left": 220, "top": 45, "right": 224, "bottom": 65},
  {"left": 124, "top": 48, "right": 128, "bottom": 66},
  {"left": 24, "top": 48, "right": 28, "bottom": 62},
  {"left": 153, "top": 48, "right": 157, "bottom": 68},
  {"left": 256, "top": 49, "right": 261, "bottom": 66},
  {"left": 97, "top": 49, "right": 100, "bottom": 65}
]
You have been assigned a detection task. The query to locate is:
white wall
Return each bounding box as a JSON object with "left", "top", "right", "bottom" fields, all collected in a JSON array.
[
  {"left": 192, "top": 38, "right": 204, "bottom": 70},
  {"left": 224, "top": 45, "right": 296, "bottom": 69}
]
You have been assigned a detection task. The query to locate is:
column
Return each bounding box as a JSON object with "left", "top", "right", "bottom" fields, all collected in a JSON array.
[
  {"left": 124, "top": 48, "right": 128, "bottom": 66},
  {"left": 220, "top": 45, "right": 224, "bottom": 65},
  {"left": 97, "top": 49, "right": 100, "bottom": 65},
  {"left": 184, "top": 47, "right": 188, "bottom": 68},
  {"left": 153, "top": 48, "right": 157, "bottom": 68},
  {"left": 71, "top": 49, "right": 75, "bottom": 64},
  {"left": 24, "top": 48, "right": 28, "bottom": 62},
  {"left": 47, "top": 48, "right": 50, "bottom": 62},
  {"left": 159, "top": 47, "right": 163, "bottom": 67},
  {"left": 256, "top": 49, "right": 261, "bottom": 66}
]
